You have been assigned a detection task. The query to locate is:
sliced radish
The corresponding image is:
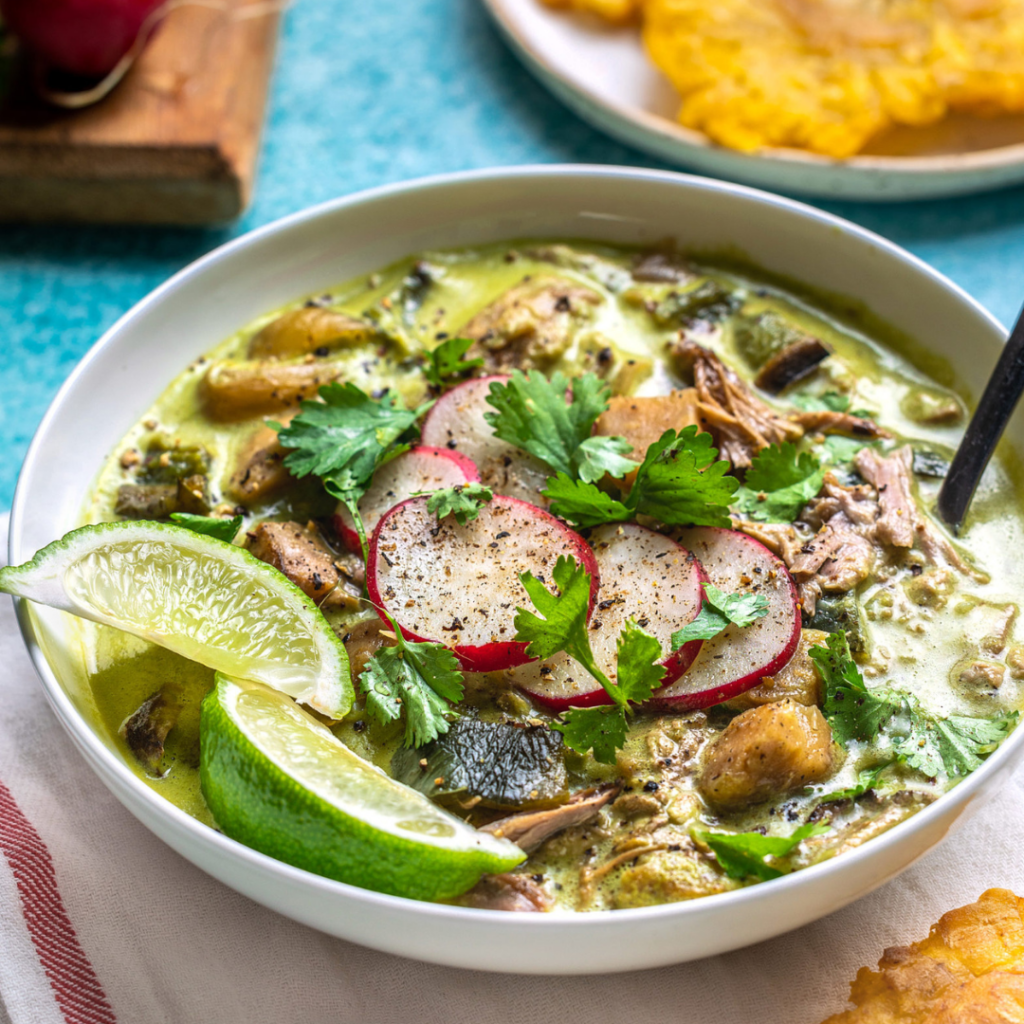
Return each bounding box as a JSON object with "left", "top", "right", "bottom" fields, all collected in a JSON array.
[
  {"left": 512, "top": 524, "right": 707, "bottom": 710},
  {"left": 367, "top": 495, "right": 598, "bottom": 672},
  {"left": 420, "top": 375, "right": 552, "bottom": 506},
  {"left": 332, "top": 446, "right": 479, "bottom": 552},
  {"left": 649, "top": 527, "right": 801, "bottom": 710}
]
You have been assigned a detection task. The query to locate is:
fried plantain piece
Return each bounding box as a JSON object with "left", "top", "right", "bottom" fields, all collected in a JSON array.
[{"left": 822, "top": 888, "right": 1024, "bottom": 1023}]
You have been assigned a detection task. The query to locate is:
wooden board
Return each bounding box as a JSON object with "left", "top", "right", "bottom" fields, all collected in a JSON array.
[{"left": 0, "top": 0, "right": 280, "bottom": 224}]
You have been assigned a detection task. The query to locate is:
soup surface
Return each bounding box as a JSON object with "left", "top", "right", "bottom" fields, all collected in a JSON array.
[{"left": 81, "top": 240, "right": 1024, "bottom": 912}]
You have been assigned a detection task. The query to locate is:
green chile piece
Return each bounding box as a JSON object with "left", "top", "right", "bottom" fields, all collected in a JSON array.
[{"left": 391, "top": 718, "right": 568, "bottom": 809}]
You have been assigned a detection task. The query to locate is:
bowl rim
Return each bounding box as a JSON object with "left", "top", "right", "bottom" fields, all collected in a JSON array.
[
  {"left": 483, "top": 0, "right": 1024, "bottom": 178},
  {"left": 8, "top": 163, "right": 1017, "bottom": 933}
]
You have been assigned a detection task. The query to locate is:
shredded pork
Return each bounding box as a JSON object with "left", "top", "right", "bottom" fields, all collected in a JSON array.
[
  {"left": 738, "top": 446, "right": 985, "bottom": 615},
  {"left": 479, "top": 785, "right": 619, "bottom": 853},
  {"left": 670, "top": 339, "right": 803, "bottom": 468}
]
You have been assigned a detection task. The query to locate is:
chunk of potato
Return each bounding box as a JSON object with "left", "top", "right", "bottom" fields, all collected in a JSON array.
[
  {"left": 699, "top": 699, "right": 835, "bottom": 809},
  {"left": 613, "top": 843, "right": 740, "bottom": 908},
  {"left": 202, "top": 361, "right": 346, "bottom": 421},
  {"left": 726, "top": 629, "right": 826, "bottom": 711},
  {"left": 248, "top": 307, "right": 376, "bottom": 360}
]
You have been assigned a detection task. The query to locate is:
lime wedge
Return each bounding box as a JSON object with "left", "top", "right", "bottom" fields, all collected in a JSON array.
[
  {"left": 201, "top": 675, "right": 524, "bottom": 899},
  {"left": 0, "top": 521, "right": 352, "bottom": 718}
]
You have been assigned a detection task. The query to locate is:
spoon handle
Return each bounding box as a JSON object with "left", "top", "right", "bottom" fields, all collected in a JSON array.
[{"left": 937, "top": 304, "right": 1024, "bottom": 533}]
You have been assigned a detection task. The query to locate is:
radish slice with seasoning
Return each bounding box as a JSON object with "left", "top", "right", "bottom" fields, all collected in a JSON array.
[
  {"left": 648, "top": 526, "right": 801, "bottom": 710},
  {"left": 511, "top": 523, "right": 706, "bottom": 710},
  {"left": 367, "top": 495, "right": 599, "bottom": 672},
  {"left": 420, "top": 375, "right": 552, "bottom": 506},
  {"left": 332, "top": 445, "right": 479, "bottom": 553}
]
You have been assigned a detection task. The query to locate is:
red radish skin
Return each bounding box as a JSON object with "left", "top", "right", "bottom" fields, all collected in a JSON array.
[
  {"left": 332, "top": 446, "right": 479, "bottom": 553},
  {"left": 367, "top": 495, "right": 599, "bottom": 673},
  {"left": 1, "top": 0, "right": 163, "bottom": 77},
  {"left": 420, "top": 375, "right": 552, "bottom": 506},
  {"left": 513, "top": 524, "right": 707, "bottom": 711},
  {"left": 649, "top": 527, "right": 801, "bottom": 711}
]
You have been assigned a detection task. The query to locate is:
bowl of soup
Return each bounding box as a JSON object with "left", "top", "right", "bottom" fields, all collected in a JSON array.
[{"left": 8, "top": 166, "right": 1024, "bottom": 974}]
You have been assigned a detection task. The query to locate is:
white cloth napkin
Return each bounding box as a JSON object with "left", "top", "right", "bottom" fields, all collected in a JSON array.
[{"left": 2, "top": 511, "right": 1024, "bottom": 1024}]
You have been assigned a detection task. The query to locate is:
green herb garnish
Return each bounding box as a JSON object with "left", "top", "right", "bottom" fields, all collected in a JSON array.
[
  {"left": 792, "top": 391, "right": 850, "bottom": 413},
  {"left": 810, "top": 632, "right": 1018, "bottom": 778},
  {"left": 514, "top": 556, "right": 665, "bottom": 764},
  {"left": 361, "top": 637, "right": 465, "bottom": 748},
  {"left": 670, "top": 582, "right": 769, "bottom": 649},
  {"left": 822, "top": 435, "right": 871, "bottom": 466},
  {"left": 734, "top": 442, "right": 824, "bottom": 524},
  {"left": 274, "top": 382, "right": 433, "bottom": 558},
  {"left": 813, "top": 762, "right": 891, "bottom": 804},
  {"left": 693, "top": 823, "right": 828, "bottom": 881},
  {"left": 423, "top": 482, "right": 493, "bottom": 525},
  {"left": 484, "top": 370, "right": 634, "bottom": 484},
  {"left": 169, "top": 513, "right": 243, "bottom": 545},
  {"left": 546, "top": 427, "right": 739, "bottom": 529},
  {"left": 423, "top": 337, "right": 484, "bottom": 388}
]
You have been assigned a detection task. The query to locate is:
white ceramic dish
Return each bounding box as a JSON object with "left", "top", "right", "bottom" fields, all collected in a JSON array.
[
  {"left": 9, "top": 166, "right": 1022, "bottom": 974},
  {"left": 483, "top": 0, "right": 1024, "bottom": 202}
]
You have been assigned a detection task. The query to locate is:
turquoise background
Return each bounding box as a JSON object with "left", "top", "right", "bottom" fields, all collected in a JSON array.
[{"left": 2, "top": 0, "right": 1024, "bottom": 511}]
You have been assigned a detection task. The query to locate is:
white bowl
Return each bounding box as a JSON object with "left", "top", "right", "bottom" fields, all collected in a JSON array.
[{"left": 9, "top": 166, "right": 1021, "bottom": 975}]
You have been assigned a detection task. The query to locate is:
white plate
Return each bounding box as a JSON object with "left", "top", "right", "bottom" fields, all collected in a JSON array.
[
  {"left": 483, "top": 0, "right": 1024, "bottom": 201},
  {"left": 9, "top": 166, "right": 1023, "bottom": 974}
]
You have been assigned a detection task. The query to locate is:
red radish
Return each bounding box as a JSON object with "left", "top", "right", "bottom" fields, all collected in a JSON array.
[
  {"left": 512, "top": 524, "right": 706, "bottom": 710},
  {"left": 648, "top": 527, "right": 801, "bottom": 711},
  {"left": 1, "top": 0, "right": 164, "bottom": 78},
  {"left": 332, "top": 446, "right": 479, "bottom": 553},
  {"left": 420, "top": 375, "right": 552, "bottom": 506},
  {"left": 367, "top": 495, "right": 598, "bottom": 673}
]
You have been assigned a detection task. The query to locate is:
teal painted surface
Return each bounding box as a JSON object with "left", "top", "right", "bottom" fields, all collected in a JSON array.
[{"left": 2, "top": 0, "right": 1024, "bottom": 510}]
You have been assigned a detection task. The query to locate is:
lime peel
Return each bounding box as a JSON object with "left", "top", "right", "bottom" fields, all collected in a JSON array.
[
  {"left": 201, "top": 675, "right": 524, "bottom": 899},
  {"left": 0, "top": 521, "right": 353, "bottom": 718}
]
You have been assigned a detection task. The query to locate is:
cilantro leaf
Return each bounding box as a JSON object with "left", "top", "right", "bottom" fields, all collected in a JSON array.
[
  {"left": 792, "top": 391, "right": 850, "bottom": 413},
  {"left": 169, "top": 513, "right": 242, "bottom": 544},
  {"left": 484, "top": 371, "right": 635, "bottom": 483},
  {"left": 735, "top": 442, "right": 824, "bottom": 524},
  {"left": 543, "top": 473, "right": 632, "bottom": 528},
  {"left": 809, "top": 631, "right": 901, "bottom": 745},
  {"left": 809, "top": 631, "right": 1018, "bottom": 778},
  {"left": 546, "top": 427, "right": 738, "bottom": 529},
  {"left": 670, "top": 582, "right": 769, "bottom": 649},
  {"left": 693, "top": 823, "right": 828, "bottom": 881},
  {"left": 814, "top": 762, "right": 891, "bottom": 803},
  {"left": 515, "top": 563, "right": 666, "bottom": 762},
  {"left": 615, "top": 619, "right": 666, "bottom": 704},
  {"left": 515, "top": 556, "right": 597, "bottom": 667},
  {"left": 360, "top": 640, "right": 465, "bottom": 748},
  {"left": 670, "top": 603, "right": 732, "bottom": 647},
  {"left": 574, "top": 435, "right": 636, "bottom": 485},
  {"left": 423, "top": 337, "right": 483, "bottom": 388},
  {"left": 552, "top": 706, "right": 627, "bottom": 765},
  {"left": 899, "top": 712, "right": 1018, "bottom": 778},
  {"left": 629, "top": 428, "right": 738, "bottom": 527},
  {"left": 424, "top": 482, "right": 493, "bottom": 525},
  {"left": 275, "top": 382, "right": 433, "bottom": 556},
  {"left": 276, "top": 382, "right": 430, "bottom": 486},
  {"left": 822, "top": 435, "right": 871, "bottom": 465}
]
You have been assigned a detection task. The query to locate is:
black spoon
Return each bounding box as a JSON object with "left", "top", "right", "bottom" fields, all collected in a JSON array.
[{"left": 937, "top": 303, "right": 1024, "bottom": 534}]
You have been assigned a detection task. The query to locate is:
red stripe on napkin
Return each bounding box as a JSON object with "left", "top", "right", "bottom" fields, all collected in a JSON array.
[{"left": 0, "top": 778, "right": 117, "bottom": 1024}]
